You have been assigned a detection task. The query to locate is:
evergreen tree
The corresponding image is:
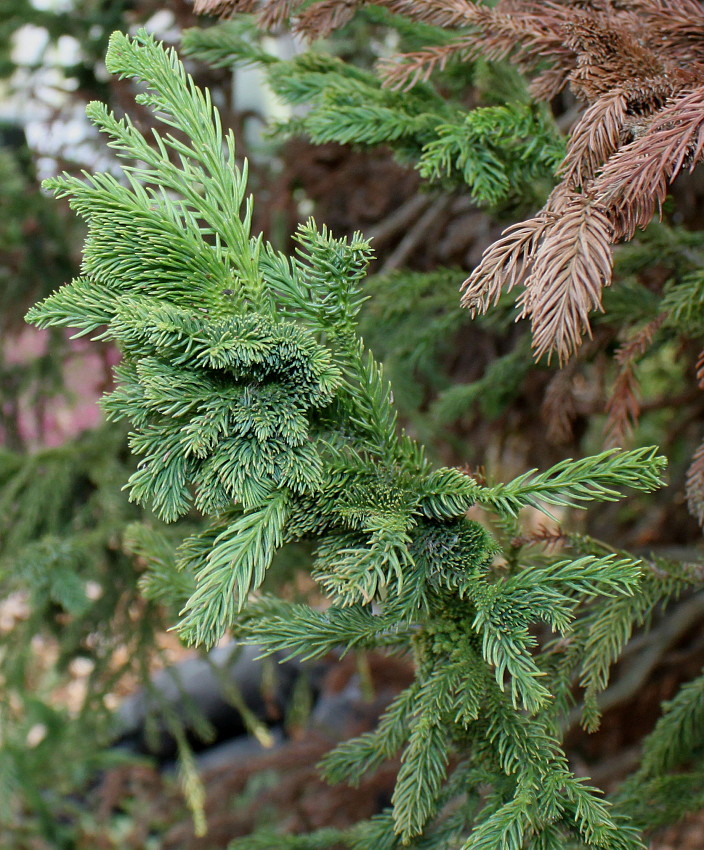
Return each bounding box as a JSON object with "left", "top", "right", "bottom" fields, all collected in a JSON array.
[
  {"left": 26, "top": 28, "right": 702, "bottom": 850},
  {"left": 173, "top": 1, "right": 704, "bottom": 845}
]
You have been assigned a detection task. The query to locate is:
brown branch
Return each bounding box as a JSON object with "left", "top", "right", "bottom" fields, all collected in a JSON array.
[
  {"left": 529, "top": 64, "right": 572, "bottom": 101},
  {"left": 379, "top": 0, "right": 479, "bottom": 28},
  {"left": 378, "top": 195, "right": 453, "bottom": 273},
  {"left": 510, "top": 524, "right": 568, "bottom": 551},
  {"left": 541, "top": 367, "right": 580, "bottom": 445},
  {"left": 294, "top": 0, "right": 360, "bottom": 37},
  {"left": 193, "top": 0, "right": 258, "bottom": 17},
  {"left": 595, "top": 82, "right": 704, "bottom": 240},
  {"left": 377, "top": 37, "right": 477, "bottom": 90},
  {"left": 638, "top": 0, "right": 704, "bottom": 64},
  {"left": 365, "top": 193, "right": 434, "bottom": 248},
  {"left": 460, "top": 215, "right": 548, "bottom": 316},
  {"left": 460, "top": 4, "right": 575, "bottom": 74},
  {"left": 686, "top": 440, "right": 704, "bottom": 528},
  {"left": 604, "top": 364, "right": 640, "bottom": 449},
  {"left": 564, "top": 11, "right": 666, "bottom": 102},
  {"left": 686, "top": 349, "right": 704, "bottom": 527},
  {"left": 518, "top": 193, "right": 614, "bottom": 364},
  {"left": 696, "top": 346, "right": 704, "bottom": 389},
  {"left": 604, "top": 313, "right": 667, "bottom": 447},
  {"left": 559, "top": 90, "right": 628, "bottom": 189}
]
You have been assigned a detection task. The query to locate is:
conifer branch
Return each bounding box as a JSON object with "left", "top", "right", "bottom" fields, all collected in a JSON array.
[
  {"left": 25, "top": 27, "right": 674, "bottom": 849},
  {"left": 478, "top": 446, "right": 666, "bottom": 517},
  {"left": 237, "top": 599, "right": 409, "bottom": 660},
  {"left": 178, "top": 494, "right": 289, "bottom": 646}
]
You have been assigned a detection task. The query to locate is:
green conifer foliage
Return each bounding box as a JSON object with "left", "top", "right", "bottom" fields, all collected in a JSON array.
[
  {"left": 27, "top": 30, "right": 674, "bottom": 850},
  {"left": 182, "top": 15, "right": 564, "bottom": 210},
  {"left": 177, "top": 3, "right": 704, "bottom": 845},
  {"left": 0, "top": 426, "right": 170, "bottom": 845}
]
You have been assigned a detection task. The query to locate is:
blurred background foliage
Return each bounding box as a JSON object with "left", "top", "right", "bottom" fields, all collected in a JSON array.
[{"left": 1, "top": 2, "right": 704, "bottom": 848}]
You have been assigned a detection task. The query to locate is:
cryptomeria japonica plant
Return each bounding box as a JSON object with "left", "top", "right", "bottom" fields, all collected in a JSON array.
[{"left": 25, "top": 21, "right": 704, "bottom": 850}]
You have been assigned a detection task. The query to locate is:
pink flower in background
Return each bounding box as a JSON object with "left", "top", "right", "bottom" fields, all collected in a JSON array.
[{"left": 6, "top": 326, "right": 116, "bottom": 449}]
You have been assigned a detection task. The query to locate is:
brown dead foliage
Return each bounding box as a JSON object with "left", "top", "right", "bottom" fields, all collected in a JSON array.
[
  {"left": 604, "top": 313, "right": 667, "bottom": 447},
  {"left": 194, "top": 0, "right": 704, "bottom": 362}
]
